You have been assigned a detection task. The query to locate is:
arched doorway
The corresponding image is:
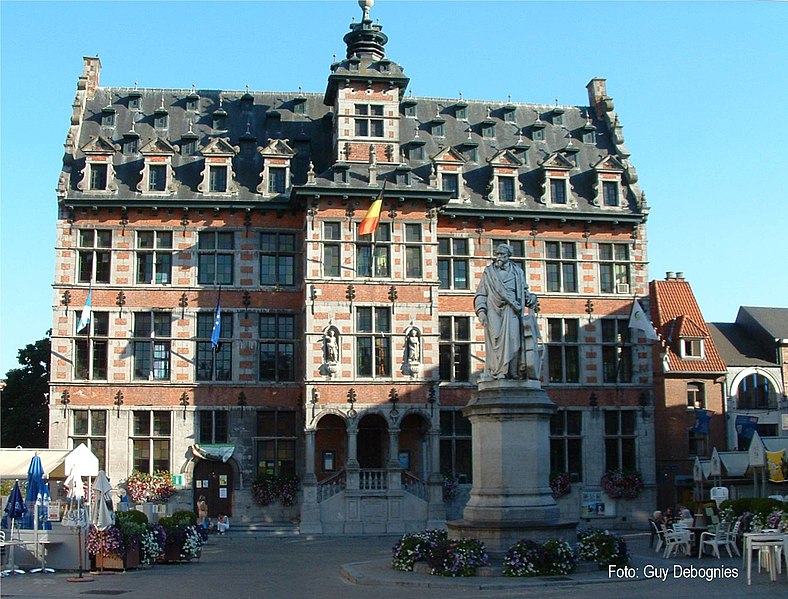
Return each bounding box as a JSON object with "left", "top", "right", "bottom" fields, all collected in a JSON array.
[
  {"left": 357, "top": 413, "right": 388, "bottom": 468},
  {"left": 315, "top": 413, "right": 347, "bottom": 480},
  {"left": 193, "top": 459, "right": 233, "bottom": 517},
  {"left": 399, "top": 412, "right": 430, "bottom": 479}
]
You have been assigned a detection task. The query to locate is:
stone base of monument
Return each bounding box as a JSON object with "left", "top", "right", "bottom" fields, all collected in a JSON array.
[{"left": 447, "top": 379, "right": 578, "bottom": 557}]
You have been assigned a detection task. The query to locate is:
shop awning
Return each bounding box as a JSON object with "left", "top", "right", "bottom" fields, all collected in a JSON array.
[
  {"left": 191, "top": 444, "right": 235, "bottom": 463},
  {"left": 0, "top": 443, "right": 98, "bottom": 479}
]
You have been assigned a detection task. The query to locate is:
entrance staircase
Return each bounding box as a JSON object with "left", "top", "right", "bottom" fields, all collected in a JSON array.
[{"left": 218, "top": 521, "right": 300, "bottom": 539}]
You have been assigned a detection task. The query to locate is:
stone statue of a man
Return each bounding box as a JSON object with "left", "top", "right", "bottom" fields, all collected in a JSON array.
[{"left": 474, "top": 244, "right": 540, "bottom": 380}]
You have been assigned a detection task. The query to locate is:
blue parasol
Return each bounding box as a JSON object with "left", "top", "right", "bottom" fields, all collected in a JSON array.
[
  {"left": 23, "top": 454, "right": 45, "bottom": 529},
  {"left": 2, "top": 480, "right": 28, "bottom": 575}
]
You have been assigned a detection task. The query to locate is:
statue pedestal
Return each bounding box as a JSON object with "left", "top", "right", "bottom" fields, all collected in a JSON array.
[{"left": 447, "top": 380, "right": 577, "bottom": 556}]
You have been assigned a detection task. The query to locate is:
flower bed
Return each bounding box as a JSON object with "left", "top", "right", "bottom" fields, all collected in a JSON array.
[
  {"left": 576, "top": 527, "right": 630, "bottom": 568},
  {"left": 125, "top": 470, "right": 176, "bottom": 504},
  {"left": 392, "top": 529, "right": 490, "bottom": 577},
  {"left": 502, "top": 538, "right": 576, "bottom": 577}
]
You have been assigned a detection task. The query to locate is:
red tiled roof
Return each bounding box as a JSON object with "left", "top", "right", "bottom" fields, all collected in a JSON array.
[{"left": 649, "top": 279, "right": 727, "bottom": 373}]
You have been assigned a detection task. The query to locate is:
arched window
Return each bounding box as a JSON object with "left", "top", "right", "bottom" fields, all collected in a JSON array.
[{"left": 737, "top": 373, "right": 774, "bottom": 410}]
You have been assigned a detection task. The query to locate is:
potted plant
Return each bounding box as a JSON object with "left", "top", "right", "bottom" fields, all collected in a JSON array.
[
  {"left": 600, "top": 469, "right": 644, "bottom": 499},
  {"left": 158, "top": 511, "right": 203, "bottom": 562},
  {"left": 87, "top": 510, "right": 148, "bottom": 570}
]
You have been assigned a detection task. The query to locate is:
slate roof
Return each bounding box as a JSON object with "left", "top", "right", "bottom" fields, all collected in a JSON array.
[
  {"left": 59, "top": 7, "right": 647, "bottom": 225},
  {"left": 707, "top": 322, "right": 775, "bottom": 367},
  {"left": 737, "top": 307, "right": 788, "bottom": 341},
  {"left": 650, "top": 279, "right": 727, "bottom": 373}
]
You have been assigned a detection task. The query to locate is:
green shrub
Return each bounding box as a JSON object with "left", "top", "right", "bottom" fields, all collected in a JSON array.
[
  {"left": 170, "top": 510, "right": 197, "bottom": 526},
  {"left": 719, "top": 498, "right": 786, "bottom": 518},
  {"left": 116, "top": 509, "right": 148, "bottom": 526}
]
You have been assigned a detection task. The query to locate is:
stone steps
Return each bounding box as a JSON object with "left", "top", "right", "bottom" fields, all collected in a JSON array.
[{"left": 212, "top": 521, "right": 301, "bottom": 539}]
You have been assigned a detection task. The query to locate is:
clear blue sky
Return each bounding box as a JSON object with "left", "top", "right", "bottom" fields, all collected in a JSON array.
[{"left": 1, "top": 0, "right": 786, "bottom": 375}]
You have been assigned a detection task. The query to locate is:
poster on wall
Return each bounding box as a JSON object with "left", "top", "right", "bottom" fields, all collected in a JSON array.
[
  {"left": 219, "top": 488, "right": 227, "bottom": 499},
  {"left": 580, "top": 490, "right": 616, "bottom": 518},
  {"left": 196, "top": 480, "right": 202, "bottom": 489},
  {"left": 219, "top": 475, "right": 228, "bottom": 486}
]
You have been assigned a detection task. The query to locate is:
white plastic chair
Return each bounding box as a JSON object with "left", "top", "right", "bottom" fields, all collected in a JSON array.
[
  {"left": 664, "top": 528, "right": 691, "bottom": 558},
  {"left": 699, "top": 521, "right": 737, "bottom": 558}
]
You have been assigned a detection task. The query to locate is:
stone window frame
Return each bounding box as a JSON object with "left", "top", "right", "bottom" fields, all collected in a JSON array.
[
  {"left": 131, "top": 311, "right": 172, "bottom": 381},
  {"left": 71, "top": 409, "right": 107, "bottom": 471},
  {"left": 131, "top": 410, "right": 172, "bottom": 474},
  {"left": 77, "top": 228, "right": 113, "bottom": 284},
  {"left": 598, "top": 242, "right": 631, "bottom": 294},
  {"left": 545, "top": 240, "right": 578, "bottom": 293},
  {"left": 199, "top": 410, "right": 229, "bottom": 444},
  {"left": 601, "top": 317, "right": 633, "bottom": 384},
  {"left": 438, "top": 315, "right": 472, "bottom": 382},
  {"left": 197, "top": 230, "right": 235, "bottom": 286},
  {"left": 546, "top": 317, "right": 581, "bottom": 384},
  {"left": 550, "top": 409, "right": 583, "bottom": 482},
  {"left": 439, "top": 409, "right": 472, "bottom": 484},
  {"left": 254, "top": 410, "right": 298, "bottom": 478},
  {"left": 74, "top": 311, "right": 110, "bottom": 381},
  {"left": 323, "top": 221, "right": 343, "bottom": 278},
  {"left": 260, "top": 230, "right": 298, "bottom": 287},
  {"left": 355, "top": 222, "right": 391, "bottom": 278},
  {"left": 603, "top": 409, "right": 637, "bottom": 472},
  {"left": 258, "top": 312, "right": 298, "bottom": 382},
  {"left": 355, "top": 305, "right": 393, "bottom": 379},
  {"left": 135, "top": 230, "right": 173, "bottom": 285},
  {"left": 195, "top": 311, "right": 234, "bottom": 382},
  {"left": 437, "top": 237, "right": 470, "bottom": 290}
]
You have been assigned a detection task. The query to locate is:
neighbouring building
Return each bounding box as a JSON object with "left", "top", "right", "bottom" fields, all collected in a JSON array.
[
  {"left": 49, "top": 2, "right": 656, "bottom": 532},
  {"left": 708, "top": 307, "right": 788, "bottom": 449},
  {"left": 649, "top": 273, "right": 727, "bottom": 510}
]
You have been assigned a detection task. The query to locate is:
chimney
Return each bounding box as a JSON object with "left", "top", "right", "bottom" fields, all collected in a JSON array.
[
  {"left": 665, "top": 272, "right": 675, "bottom": 280},
  {"left": 586, "top": 78, "right": 611, "bottom": 119},
  {"left": 80, "top": 56, "right": 101, "bottom": 99},
  {"left": 676, "top": 272, "right": 685, "bottom": 280}
]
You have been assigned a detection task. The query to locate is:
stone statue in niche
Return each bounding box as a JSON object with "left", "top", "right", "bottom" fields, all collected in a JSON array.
[
  {"left": 323, "top": 328, "right": 339, "bottom": 375},
  {"left": 406, "top": 329, "right": 421, "bottom": 364},
  {"left": 474, "top": 243, "right": 541, "bottom": 381}
]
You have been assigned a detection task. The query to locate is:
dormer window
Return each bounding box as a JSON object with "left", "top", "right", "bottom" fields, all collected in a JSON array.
[
  {"left": 402, "top": 99, "right": 417, "bottom": 117},
  {"left": 532, "top": 119, "right": 546, "bottom": 141},
  {"left": 378, "top": 60, "right": 391, "bottom": 73},
  {"left": 90, "top": 164, "right": 108, "bottom": 190},
  {"left": 240, "top": 92, "right": 254, "bottom": 112},
  {"left": 148, "top": 165, "right": 167, "bottom": 192},
  {"left": 268, "top": 167, "right": 286, "bottom": 194},
  {"left": 550, "top": 178, "right": 567, "bottom": 204},
  {"left": 409, "top": 145, "right": 424, "bottom": 161},
  {"left": 154, "top": 108, "right": 168, "bottom": 129},
  {"left": 432, "top": 122, "right": 445, "bottom": 137},
  {"left": 442, "top": 173, "right": 459, "bottom": 199},
  {"left": 333, "top": 164, "right": 349, "bottom": 184},
  {"left": 348, "top": 57, "right": 360, "bottom": 72},
  {"left": 293, "top": 96, "right": 306, "bottom": 114},
  {"left": 128, "top": 90, "right": 142, "bottom": 110},
  {"left": 181, "top": 132, "right": 198, "bottom": 155},
  {"left": 603, "top": 181, "right": 619, "bottom": 207},
  {"left": 185, "top": 92, "right": 199, "bottom": 112},
  {"left": 498, "top": 176, "right": 515, "bottom": 202},
  {"left": 552, "top": 107, "right": 564, "bottom": 126},
  {"left": 101, "top": 106, "right": 116, "bottom": 127},
  {"left": 482, "top": 123, "right": 495, "bottom": 138},
  {"left": 209, "top": 166, "right": 228, "bottom": 192},
  {"left": 396, "top": 169, "right": 412, "bottom": 187},
  {"left": 465, "top": 146, "right": 478, "bottom": 162},
  {"left": 681, "top": 338, "right": 704, "bottom": 359},
  {"left": 213, "top": 108, "right": 228, "bottom": 130},
  {"left": 582, "top": 123, "right": 596, "bottom": 144},
  {"left": 123, "top": 132, "right": 139, "bottom": 155},
  {"left": 138, "top": 138, "right": 178, "bottom": 195},
  {"left": 503, "top": 102, "right": 517, "bottom": 122}
]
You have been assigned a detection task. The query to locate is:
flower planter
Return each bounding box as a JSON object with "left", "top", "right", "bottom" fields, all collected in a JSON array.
[
  {"left": 160, "top": 542, "right": 187, "bottom": 563},
  {"left": 95, "top": 545, "right": 141, "bottom": 571}
]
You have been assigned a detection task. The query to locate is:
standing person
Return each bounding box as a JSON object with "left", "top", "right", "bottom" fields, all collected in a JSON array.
[
  {"left": 474, "top": 244, "right": 540, "bottom": 380},
  {"left": 197, "top": 495, "right": 209, "bottom": 530}
]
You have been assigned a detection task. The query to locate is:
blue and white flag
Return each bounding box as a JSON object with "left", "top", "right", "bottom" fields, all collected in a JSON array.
[
  {"left": 735, "top": 415, "right": 759, "bottom": 441},
  {"left": 210, "top": 298, "right": 222, "bottom": 349},
  {"left": 76, "top": 289, "right": 93, "bottom": 333},
  {"left": 690, "top": 408, "right": 711, "bottom": 435}
]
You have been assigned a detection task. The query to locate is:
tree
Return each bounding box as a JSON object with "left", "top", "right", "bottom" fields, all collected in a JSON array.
[{"left": 1, "top": 331, "right": 51, "bottom": 447}]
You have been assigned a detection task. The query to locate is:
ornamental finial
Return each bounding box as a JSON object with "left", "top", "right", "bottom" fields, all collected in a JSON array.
[{"left": 359, "top": 0, "right": 374, "bottom": 21}]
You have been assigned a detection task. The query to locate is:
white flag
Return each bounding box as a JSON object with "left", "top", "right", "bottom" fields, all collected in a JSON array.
[
  {"left": 629, "top": 298, "right": 659, "bottom": 341},
  {"left": 76, "top": 289, "right": 92, "bottom": 333}
]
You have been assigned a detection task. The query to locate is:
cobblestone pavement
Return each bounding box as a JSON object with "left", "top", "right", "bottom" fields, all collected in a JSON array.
[{"left": 1, "top": 533, "right": 784, "bottom": 598}]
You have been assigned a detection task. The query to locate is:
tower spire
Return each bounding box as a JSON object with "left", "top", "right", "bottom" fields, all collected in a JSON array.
[{"left": 344, "top": 0, "right": 387, "bottom": 59}]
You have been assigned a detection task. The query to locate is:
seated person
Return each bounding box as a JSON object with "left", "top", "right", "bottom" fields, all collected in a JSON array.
[{"left": 216, "top": 513, "right": 230, "bottom": 535}]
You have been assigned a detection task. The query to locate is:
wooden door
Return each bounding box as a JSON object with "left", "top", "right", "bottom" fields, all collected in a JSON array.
[{"left": 193, "top": 460, "right": 233, "bottom": 517}]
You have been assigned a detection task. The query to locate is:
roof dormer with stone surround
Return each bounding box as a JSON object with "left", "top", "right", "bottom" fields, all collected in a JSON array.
[
  {"left": 138, "top": 137, "right": 179, "bottom": 195},
  {"left": 257, "top": 139, "right": 296, "bottom": 197},
  {"left": 198, "top": 137, "right": 238, "bottom": 196},
  {"left": 487, "top": 149, "right": 523, "bottom": 204},
  {"left": 538, "top": 152, "right": 575, "bottom": 207},
  {"left": 431, "top": 146, "right": 466, "bottom": 201},
  {"left": 592, "top": 155, "right": 626, "bottom": 208},
  {"left": 77, "top": 135, "right": 118, "bottom": 193}
]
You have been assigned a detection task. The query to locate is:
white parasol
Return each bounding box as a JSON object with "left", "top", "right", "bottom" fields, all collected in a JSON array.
[{"left": 91, "top": 470, "right": 114, "bottom": 531}]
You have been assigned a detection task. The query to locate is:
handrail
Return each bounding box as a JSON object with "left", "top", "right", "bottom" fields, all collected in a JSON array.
[
  {"left": 317, "top": 469, "right": 346, "bottom": 503},
  {"left": 359, "top": 469, "right": 387, "bottom": 491},
  {"left": 401, "top": 471, "right": 428, "bottom": 500}
]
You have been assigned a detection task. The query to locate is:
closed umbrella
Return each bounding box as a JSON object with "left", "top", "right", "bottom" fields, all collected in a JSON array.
[
  {"left": 91, "top": 470, "right": 114, "bottom": 531},
  {"left": 25, "top": 454, "right": 54, "bottom": 573},
  {"left": 2, "top": 480, "right": 28, "bottom": 575},
  {"left": 64, "top": 466, "right": 93, "bottom": 582}
]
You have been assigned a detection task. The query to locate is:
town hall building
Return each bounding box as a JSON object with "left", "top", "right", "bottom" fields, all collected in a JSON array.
[{"left": 49, "top": 1, "right": 656, "bottom": 532}]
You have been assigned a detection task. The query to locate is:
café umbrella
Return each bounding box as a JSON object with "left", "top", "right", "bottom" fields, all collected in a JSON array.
[
  {"left": 91, "top": 470, "right": 114, "bottom": 531},
  {"left": 2, "top": 480, "right": 28, "bottom": 575},
  {"left": 25, "top": 454, "right": 54, "bottom": 573},
  {"left": 64, "top": 466, "right": 93, "bottom": 582}
]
